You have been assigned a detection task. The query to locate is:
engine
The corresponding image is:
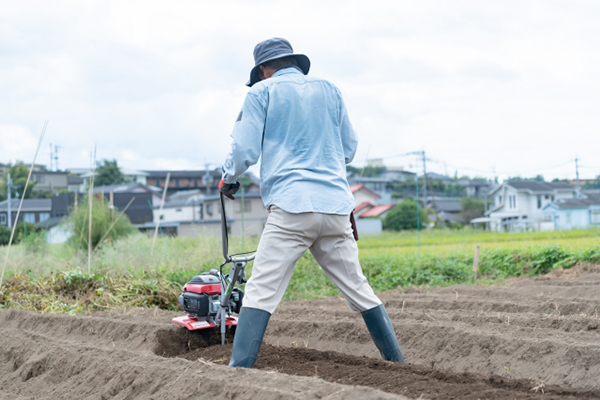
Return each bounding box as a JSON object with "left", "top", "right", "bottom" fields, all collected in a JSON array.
[{"left": 179, "top": 271, "right": 243, "bottom": 323}]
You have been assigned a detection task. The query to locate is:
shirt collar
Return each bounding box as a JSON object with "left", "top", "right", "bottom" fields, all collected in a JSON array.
[{"left": 273, "top": 65, "right": 303, "bottom": 78}]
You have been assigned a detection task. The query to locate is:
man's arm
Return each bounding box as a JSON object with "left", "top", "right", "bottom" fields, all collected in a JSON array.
[
  {"left": 222, "top": 92, "right": 266, "bottom": 183},
  {"left": 338, "top": 92, "right": 358, "bottom": 164}
]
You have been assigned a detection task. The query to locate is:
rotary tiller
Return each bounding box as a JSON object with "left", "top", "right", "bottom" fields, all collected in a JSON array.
[{"left": 172, "top": 193, "right": 255, "bottom": 344}]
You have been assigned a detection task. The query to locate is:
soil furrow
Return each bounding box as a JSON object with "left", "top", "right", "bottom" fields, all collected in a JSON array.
[
  {"left": 170, "top": 342, "right": 600, "bottom": 400},
  {"left": 0, "top": 327, "right": 403, "bottom": 400}
]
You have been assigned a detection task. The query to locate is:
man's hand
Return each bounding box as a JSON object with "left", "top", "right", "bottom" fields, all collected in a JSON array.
[{"left": 218, "top": 180, "right": 240, "bottom": 199}]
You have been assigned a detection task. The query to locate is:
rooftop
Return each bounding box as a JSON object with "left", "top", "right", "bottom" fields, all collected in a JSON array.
[
  {"left": 506, "top": 181, "right": 574, "bottom": 191},
  {"left": 67, "top": 176, "right": 84, "bottom": 184},
  {"left": 428, "top": 198, "right": 462, "bottom": 213},
  {"left": 354, "top": 201, "right": 373, "bottom": 213},
  {"left": 92, "top": 183, "right": 159, "bottom": 194},
  {"left": 81, "top": 169, "right": 148, "bottom": 178},
  {"left": 349, "top": 184, "right": 381, "bottom": 199},
  {"left": 144, "top": 169, "right": 221, "bottom": 179},
  {"left": 553, "top": 193, "right": 600, "bottom": 209},
  {"left": 0, "top": 199, "right": 52, "bottom": 211},
  {"left": 360, "top": 204, "right": 394, "bottom": 217}
]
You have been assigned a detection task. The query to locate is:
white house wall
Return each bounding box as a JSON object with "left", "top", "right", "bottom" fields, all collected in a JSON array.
[
  {"left": 353, "top": 190, "right": 379, "bottom": 206},
  {"left": 556, "top": 209, "right": 592, "bottom": 230},
  {"left": 155, "top": 205, "right": 200, "bottom": 223},
  {"left": 356, "top": 218, "right": 382, "bottom": 235}
]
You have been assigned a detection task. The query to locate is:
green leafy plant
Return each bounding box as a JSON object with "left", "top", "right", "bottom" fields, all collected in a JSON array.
[
  {"left": 383, "top": 198, "right": 429, "bottom": 231},
  {"left": 65, "top": 195, "right": 136, "bottom": 251}
]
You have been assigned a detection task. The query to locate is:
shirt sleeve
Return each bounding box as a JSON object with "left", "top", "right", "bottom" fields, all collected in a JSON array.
[
  {"left": 338, "top": 91, "right": 358, "bottom": 164},
  {"left": 222, "top": 92, "right": 266, "bottom": 183}
]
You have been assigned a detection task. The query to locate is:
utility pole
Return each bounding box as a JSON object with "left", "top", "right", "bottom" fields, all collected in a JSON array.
[
  {"left": 6, "top": 173, "right": 12, "bottom": 228},
  {"left": 421, "top": 150, "right": 428, "bottom": 202},
  {"left": 49, "top": 143, "right": 54, "bottom": 171},
  {"left": 202, "top": 161, "right": 212, "bottom": 194},
  {"left": 575, "top": 157, "right": 580, "bottom": 194},
  {"left": 54, "top": 145, "right": 59, "bottom": 171}
]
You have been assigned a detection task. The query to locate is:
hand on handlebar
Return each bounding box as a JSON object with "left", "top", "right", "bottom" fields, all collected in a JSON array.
[{"left": 218, "top": 180, "right": 240, "bottom": 199}]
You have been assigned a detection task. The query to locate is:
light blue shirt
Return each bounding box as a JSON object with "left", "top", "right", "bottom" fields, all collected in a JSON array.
[{"left": 222, "top": 67, "right": 357, "bottom": 215}]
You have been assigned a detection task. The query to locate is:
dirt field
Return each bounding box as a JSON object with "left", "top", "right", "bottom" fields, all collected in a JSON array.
[{"left": 1, "top": 264, "right": 599, "bottom": 399}]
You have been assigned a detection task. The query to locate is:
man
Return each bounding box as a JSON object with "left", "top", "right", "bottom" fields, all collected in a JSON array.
[{"left": 219, "top": 37, "right": 404, "bottom": 368}]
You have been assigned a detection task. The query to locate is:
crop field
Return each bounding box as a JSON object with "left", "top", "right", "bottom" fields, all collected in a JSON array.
[{"left": 1, "top": 228, "right": 600, "bottom": 399}]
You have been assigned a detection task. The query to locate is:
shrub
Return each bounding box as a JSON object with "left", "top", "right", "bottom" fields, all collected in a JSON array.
[
  {"left": 383, "top": 198, "right": 428, "bottom": 231},
  {"left": 0, "top": 222, "right": 38, "bottom": 246},
  {"left": 0, "top": 226, "right": 11, "bottom": 246},
  {"left": 65, "top": 195, "right": 136, "bottom": 251}
]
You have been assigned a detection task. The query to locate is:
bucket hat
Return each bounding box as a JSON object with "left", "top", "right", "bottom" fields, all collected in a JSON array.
[{"left": 247, "top": 37, "right": 310, "bottom": 87}]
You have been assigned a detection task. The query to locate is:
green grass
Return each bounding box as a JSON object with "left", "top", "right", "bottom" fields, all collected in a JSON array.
[{"left": 1, "top": 228, "right": 599, "bottom": 313}]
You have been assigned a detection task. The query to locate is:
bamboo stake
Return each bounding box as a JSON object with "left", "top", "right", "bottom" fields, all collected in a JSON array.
[
  {"left": 1, "top": 120, "right": 48, "bottom": 288},
  {"left": 109, "top": 191, "right": 114, "bottom": 222},
  {"left": 92, "top": 197, "right": 135, "bottom": 254},
  {"left": 473, "top": 245, "right": 480, "bottom": 280},
  {"left": 151, "top": 173, "right": 170, "bottom": 255},
  {"left": 87, "top": 144, "right": 96, "bottom": 274},
  {"left": 77, "top": 211, "right": 88, "bottom": 251}
]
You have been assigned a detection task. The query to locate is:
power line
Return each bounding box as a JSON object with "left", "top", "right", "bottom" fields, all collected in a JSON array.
[{"left": 375, "top": 151, "right": 584, "bottom": 178}]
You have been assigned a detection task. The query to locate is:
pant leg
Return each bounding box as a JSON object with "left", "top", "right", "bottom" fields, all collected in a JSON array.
[
  {"left": 243, "top": 206, "right": 320, "bottom": 314},
  {"left": 309, "top": 214, "right": 382, "bottom": 312}
]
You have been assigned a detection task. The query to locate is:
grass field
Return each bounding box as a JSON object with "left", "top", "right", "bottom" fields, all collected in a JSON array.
[
  {"left": 1, "top": 228, "right": 599, "bottom": 313},
  {"left": 359, "top": 228, "right": 600, "bottom": 256}
]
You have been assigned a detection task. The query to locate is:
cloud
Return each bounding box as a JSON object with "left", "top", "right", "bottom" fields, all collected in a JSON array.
[
  {"left": 0, "top": 124, "right": 38, "bottom": 163},
  {"left": 0, "top": 0, "right": 598, "bottom": 181}
]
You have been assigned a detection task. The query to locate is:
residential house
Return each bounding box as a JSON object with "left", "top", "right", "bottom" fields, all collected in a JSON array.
[
  {"left": 349, "top": 184, "right": 394, "bottom": 235},
  {"left": 381, "top": 167, "right": 417, "bottom": 183},
  {"left": 93, "top": 183, "right": 162, "bottom": 209},
  {"left": 50, "top": 187, "right": 155, "bottom": 226},
  {"left": 153, "top": 190, "right": 204, "bottom": 223},
  {"left": 0, "top": 199, "right": 51, "bottom": 227},
  {"left": 189, "top": 193, "right": 267, "bottom": 237},
  {"left": 92, "top": 184, "right": 156, "bottom": 224},
  {"left": 422, "top": 172, "right": 453, "bottom": 183},
  {"left": 80, "top": 168, "right": 149, "bottom": 191},
  {"left": 457, "top": 179, "right": 491, "bottom": 198},
  {"left": 67, "top": 175, "right": 84, "bottom": 192},
  {"left": 139, "top": 192, "right": 268, "bottom": 237},
  {"left": 543, "top": 193, "right": 600, "bottom": 230},
  {"left": 351, "top": 204, "right": 395, "bottom": 236},
  {"left": 350, "top": 184, "right": 381, "bottom": 206},
  {"left": 426, "top": 197, "right": 463, "bottom": 224},
  {"left": 347, "top": 175, "right": 401, "bottom": 204},
  {"left": 31, "top": 170, "right": 69, "bottom": 192},
  {"left": 480, "top": 181, "right": 575, "bottom": 231},
  {"left": 145, "top": 169, "right": 221, "bottom": 195}
]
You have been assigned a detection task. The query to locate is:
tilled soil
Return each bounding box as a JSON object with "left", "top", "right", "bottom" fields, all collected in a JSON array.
[{"left": 1, "top": 264, "right": 599, "bottom": 399}]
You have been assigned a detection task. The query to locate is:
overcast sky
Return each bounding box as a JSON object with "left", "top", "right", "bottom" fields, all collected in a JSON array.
[{"left": 1, "top": 1, "right": 599, "bottom": 181}]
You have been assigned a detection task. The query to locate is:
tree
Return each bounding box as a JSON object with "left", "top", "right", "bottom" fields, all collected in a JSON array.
[
  {"left": 459, "top": 197, "right": 485, "bottom": 224},
  {"left": 583, "top": 175, "right": 600, "bottom": 189},
  {"left": 382, "top": 198, "right": 428, "bottom": 231},
  {"left": 507, "top": 175, "right": 545, "bottom": 182},
  {"left": 95, "top": 159, "right": 126, "bottom": 186},
  {"left": 1, "top": 162, "right": 37, "bottom": 199},
  {"left": 346, "top": 165, "right": 386, "bottom": 178}
]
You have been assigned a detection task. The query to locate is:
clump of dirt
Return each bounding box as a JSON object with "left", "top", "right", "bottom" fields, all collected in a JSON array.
[
  {"left": 153, "top": 325, "right": 235, "bottom": 357},
  {"left": 548, "top": 263, "right": 600, "bottom": 279},
  {"left": 170, "top": 342, "right": 600, "bottom": 400}
]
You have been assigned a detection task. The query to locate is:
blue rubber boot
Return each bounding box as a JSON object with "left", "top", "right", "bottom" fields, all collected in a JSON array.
[
  {"left": 361, "top": 304, "right": 404, "bottom": 363},
  {"left": 229, "top": 307, "right": 271, "bottom": 368}
]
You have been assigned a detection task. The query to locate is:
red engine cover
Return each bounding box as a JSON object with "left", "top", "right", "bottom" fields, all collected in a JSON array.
[{"left": 183, "top": 283, "right": 221, "bottom": 296}]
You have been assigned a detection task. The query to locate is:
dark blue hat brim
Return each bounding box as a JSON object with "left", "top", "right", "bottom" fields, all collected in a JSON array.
[{"left": 246, "top": 54, "right": 310, "bottom": 87}]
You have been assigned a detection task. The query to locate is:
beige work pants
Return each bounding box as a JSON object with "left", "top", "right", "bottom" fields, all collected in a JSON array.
[{"left": 243, "top": 205, "right": 382, "bottom": 314}]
